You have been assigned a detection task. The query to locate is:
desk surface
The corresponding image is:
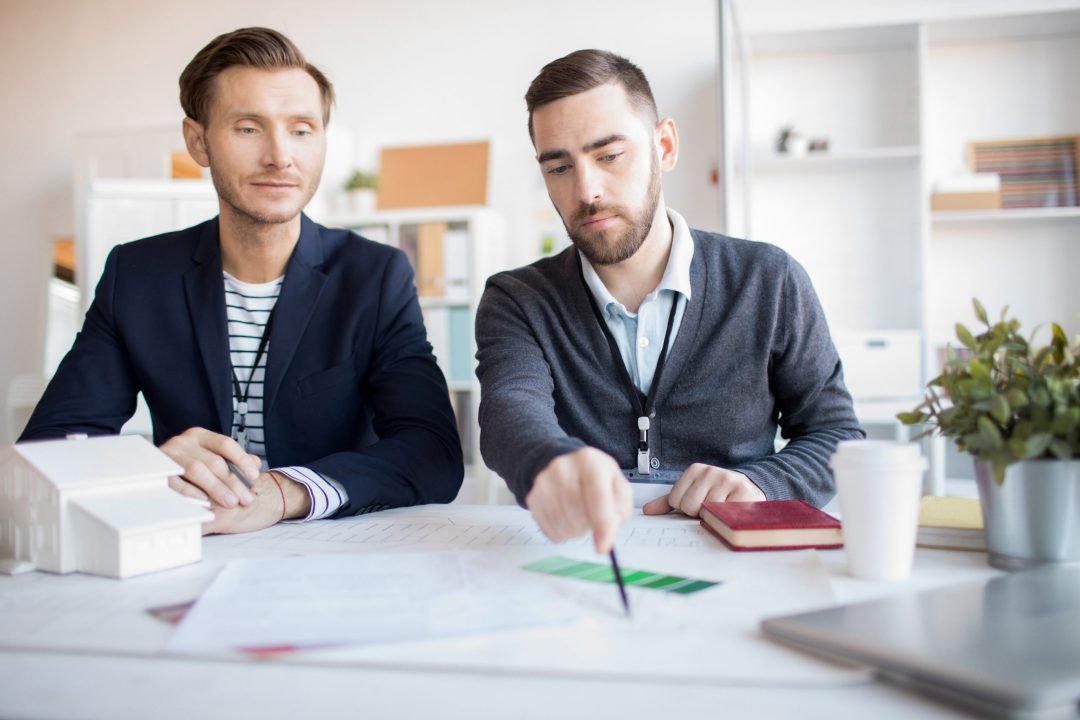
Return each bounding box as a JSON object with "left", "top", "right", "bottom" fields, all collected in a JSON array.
[{"left": 0, "top": 504, "right": 1028, "bottom": 719}]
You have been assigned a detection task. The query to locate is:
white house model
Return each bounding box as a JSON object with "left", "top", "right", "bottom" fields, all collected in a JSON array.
[{"left": 0, "top": 434, "right": 213, "bottom": 579}]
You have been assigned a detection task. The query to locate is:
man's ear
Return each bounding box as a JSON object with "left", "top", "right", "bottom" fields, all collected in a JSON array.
[
  {"left": 656, "top": 117, "right": 679, "bottom": 173},
  {"left": 182, "top": 117, "right": 211, "bottom": 168}
]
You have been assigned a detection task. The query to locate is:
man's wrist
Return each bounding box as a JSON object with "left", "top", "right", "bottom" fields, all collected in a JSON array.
[{"left": 264, "top": 472, "right": 313, "bottom": 520}]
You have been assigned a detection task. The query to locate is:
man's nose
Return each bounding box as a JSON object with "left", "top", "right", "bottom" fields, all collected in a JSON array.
[
  {"left": 575, "top": 164, "right": 602, "bottom": 206},
  {"left": 263, "top": 130, "right": 293, "bottom": 169}
]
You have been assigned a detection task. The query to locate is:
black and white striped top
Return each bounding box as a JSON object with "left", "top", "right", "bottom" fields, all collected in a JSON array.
[{"left": 224, "top": 272, "right": 347, "bottom": 520}]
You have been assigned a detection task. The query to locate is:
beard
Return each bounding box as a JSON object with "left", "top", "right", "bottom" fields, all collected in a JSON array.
[
  {"left": 566, "top": 153, "right": 662, "bottom": 266},
  {"left": 207, "top": 148, "right": 320, "bottom": 226}
]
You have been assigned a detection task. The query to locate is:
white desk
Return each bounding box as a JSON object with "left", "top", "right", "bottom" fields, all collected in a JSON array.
[{"left": 0, "top": 505, "right": 1008, "bottom": 719}]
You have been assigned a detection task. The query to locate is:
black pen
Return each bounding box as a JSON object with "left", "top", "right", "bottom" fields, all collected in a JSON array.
[
  {"left": 225, "top": 459, "right": 256, "bottom": 492},
  {"left": 609, "top": 548, "right": 631, "bottom": 617}
]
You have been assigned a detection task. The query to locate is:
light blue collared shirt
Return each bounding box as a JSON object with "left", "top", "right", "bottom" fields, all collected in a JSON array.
[{"left": 580, "top": 208, "right": 694, "bottom": 396}]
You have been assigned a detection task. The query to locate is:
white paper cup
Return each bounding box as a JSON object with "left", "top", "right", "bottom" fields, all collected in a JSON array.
[{"left": 831, "top": 440, "right": 926, "bottom": 581}]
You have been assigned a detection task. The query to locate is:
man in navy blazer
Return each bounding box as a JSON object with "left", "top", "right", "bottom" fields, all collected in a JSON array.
[{"left": 20, "top": 28, "right": 463, "bottom": 533}]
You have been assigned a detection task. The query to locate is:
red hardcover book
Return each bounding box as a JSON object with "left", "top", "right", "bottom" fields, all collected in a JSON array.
[{"left": 699, "top": 500, "right": 843, "bottom": 551}]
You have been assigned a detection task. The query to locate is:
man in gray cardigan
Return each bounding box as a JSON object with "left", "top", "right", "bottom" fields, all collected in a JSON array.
[{"left": 475, "top": 49, "right": 863, "bottom": 553}]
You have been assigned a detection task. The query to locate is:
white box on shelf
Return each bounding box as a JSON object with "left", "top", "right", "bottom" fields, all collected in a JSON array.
[{"left": 834, "top": 330, "right": 922, "bottom": 401}]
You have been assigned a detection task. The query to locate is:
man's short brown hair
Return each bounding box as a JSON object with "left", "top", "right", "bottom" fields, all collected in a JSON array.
[
  {"left": 179, "top": 27, "right": 335, "bottom": 126},
  {"left": 525, "top": 49, "right": 658, "bottom": 141}
]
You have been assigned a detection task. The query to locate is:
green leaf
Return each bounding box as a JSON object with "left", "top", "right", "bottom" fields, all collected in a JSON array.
[
  {"left": 956, "top": 323, "right": 976, "bottom": 350},
  {"left": 1023, "top": 433, "right": 1053, "bottom": 459},
  {"left": 1006, "top": 389, "right": 1029, "bottom": 408},
  {"left": 896, "top": 411, "right": 928, "bottom": 425},
  {"left": 1049, "top": 439, "right": 1073, "bottom": 460},
  {"left": 977, "top": 416, "right": 1003, "bottom": 448},
  {"left": 1053, "top": 322, "right": 1068, "bottom": 347},
  {"left": 992, "top": 458, "right": 1007, "bottom": 486},
  {"left": 969, "top": 359, "right": 990, "bottom": 382},
  {"left": 973, "top": 298, "right": 989, "bottom": 326},
  {"left": 988, "top": 394, "right": 1011, "bottom": 425}
]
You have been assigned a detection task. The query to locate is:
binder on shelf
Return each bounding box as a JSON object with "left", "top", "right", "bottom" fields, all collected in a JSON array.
[
  {"left": 423, "top": 307, "right": 449, "bottom": 378},
  {"left": 448, "top": 307, "right": 472, "bottom": 385},
  {"left": 443, "top": 227, "right": 470, "bottom": 302},
  {"left": 416, "top": 223, "right": 446, "bottom": 297},
  {"left": 398, "top": 224, "right": 418, "bottom": 271}
]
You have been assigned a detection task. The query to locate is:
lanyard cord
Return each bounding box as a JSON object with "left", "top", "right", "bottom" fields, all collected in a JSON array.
[
  {"left": 230, "top": 308, "right": 276, "bottom": 439},
  {"left": 578, "top": 265, "right": 679, "bottom": 420}
]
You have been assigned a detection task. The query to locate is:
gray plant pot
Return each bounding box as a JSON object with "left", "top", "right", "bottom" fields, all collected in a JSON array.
[{"left": 974, "top": 459, "right": 1080, "bottom": 571}]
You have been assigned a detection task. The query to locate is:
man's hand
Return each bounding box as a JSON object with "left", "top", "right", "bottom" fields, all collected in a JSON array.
[
  {"left": 202, "top": 471, "right": 313, "bottom": 535},
  {"left": 160, "top": 427, "right": 261, "bottom": 508},
  {"left": 526, "top": 447, "right": 633, "bottom": 554},
  {"left": 642, "top": 463, "right": 765, "bottom": 517}
]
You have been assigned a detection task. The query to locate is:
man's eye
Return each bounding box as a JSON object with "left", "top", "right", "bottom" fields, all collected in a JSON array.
[
  {"left": 237, "top": 127, "right": 258, "bottom": 135},
  {"left": 546, "top": 165, "right": 570, "bottom": 176},
  {"left": 601, "top": 153, "right": 622, "bottom": 162}
]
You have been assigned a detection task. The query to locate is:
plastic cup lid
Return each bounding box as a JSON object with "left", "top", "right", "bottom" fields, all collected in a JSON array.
[{"left": 830, "top": 439, "right": 923, "bottom": 465}]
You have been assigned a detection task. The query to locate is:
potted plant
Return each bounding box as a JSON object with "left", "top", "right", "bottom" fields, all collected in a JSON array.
[
  {"left": 343, "top": 170, "right": 378, "bottom": 214},
  {"left": 899, "top": 299, "right": 1080, "bottom": 570}
]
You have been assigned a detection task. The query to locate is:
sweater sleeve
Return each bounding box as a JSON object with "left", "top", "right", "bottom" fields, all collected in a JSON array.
[
  {"left": 734, "top": 255, "right": 865, "bottom": 507},
  {"left": 474, "top": 279, "right": 586, "bottom": 505}
]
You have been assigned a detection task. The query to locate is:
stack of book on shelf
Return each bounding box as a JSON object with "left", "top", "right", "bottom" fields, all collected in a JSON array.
[
  {"left": 917, "top": 496, "right": 986, "bottom": 552},
  {"left": 970, "top": 136, "right": 1079, "bottom": 209}
]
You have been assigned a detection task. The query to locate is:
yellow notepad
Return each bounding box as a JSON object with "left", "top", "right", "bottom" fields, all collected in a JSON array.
[
  {"left": 917, "top": 496, "right": 986, "bottom": 551},
  {"left": 919, "top": 496, "right": 983, "bottom": 529}
]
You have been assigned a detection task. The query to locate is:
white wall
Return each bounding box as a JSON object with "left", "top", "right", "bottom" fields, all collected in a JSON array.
[{"left": 0, "top": 0, "right": 720, "bottom": 444}]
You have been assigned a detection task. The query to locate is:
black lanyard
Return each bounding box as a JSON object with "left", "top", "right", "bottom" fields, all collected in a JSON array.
[
  {"left": 230, "top": 308, "right": 275, "bottom": 450},
  {"left": 579, "top": 265, "right": 678, "bottom": 474}
]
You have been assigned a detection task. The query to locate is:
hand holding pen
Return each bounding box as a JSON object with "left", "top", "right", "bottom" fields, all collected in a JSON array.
[
  {"left": 526, "top": 447, "right": 634, "bottom": 552},
  {"left": 160, "top": 428, "right": 261, "bottom": 508}
]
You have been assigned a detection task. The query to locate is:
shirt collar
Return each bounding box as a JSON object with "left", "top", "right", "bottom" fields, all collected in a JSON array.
[{"left": 579, "top": 207, "right": 695, "bottom": 317}]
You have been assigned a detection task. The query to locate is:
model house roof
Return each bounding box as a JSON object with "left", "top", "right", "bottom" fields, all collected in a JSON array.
[
  {"left": 72, "top": 486, "right": 213, "bottom": 532},
  {"left": 14, "top": 435, "right": 183, "bottom": 490}
]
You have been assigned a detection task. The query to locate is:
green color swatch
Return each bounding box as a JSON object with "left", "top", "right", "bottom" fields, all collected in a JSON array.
[{"left": 522, "top": 556, "right": 720, "bottom": 595}]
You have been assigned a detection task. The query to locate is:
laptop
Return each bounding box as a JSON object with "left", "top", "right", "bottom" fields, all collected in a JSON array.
[{"left": 761, "top": 565, "right": 1080, "bottom": 719}]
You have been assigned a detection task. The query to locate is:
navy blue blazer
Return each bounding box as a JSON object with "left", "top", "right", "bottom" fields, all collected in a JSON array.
[{"left": 21, "top": 214, "right": 464, "bottom": 514}]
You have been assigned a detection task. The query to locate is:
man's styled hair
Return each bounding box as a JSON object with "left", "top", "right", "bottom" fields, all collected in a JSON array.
[
  {"left": 525, "top": 49, "right": 658, "bottom": 141},
  {"left": 179, "top": 27, "right": 335, "bottom": 126}
]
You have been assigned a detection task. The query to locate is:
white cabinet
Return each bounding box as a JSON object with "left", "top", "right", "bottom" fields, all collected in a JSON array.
[
  {"left": 721, "top": 6, "right": 1080, "bottom": 489},
  {"left": 326, "top": 207, "right": 508, "bottom": 503}
]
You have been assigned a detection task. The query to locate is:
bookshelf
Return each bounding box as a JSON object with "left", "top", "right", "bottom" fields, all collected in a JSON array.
[
  {"left": 720, "top": 5, "right": 1080, "bottom": 491},
  {"left": 325, "top": 206, "right": 508, "bottom": 503}
]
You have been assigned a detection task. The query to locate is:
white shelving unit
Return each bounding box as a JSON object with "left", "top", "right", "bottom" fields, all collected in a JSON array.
[
  {"left": 720, "top": 5, "right": 1080, "bottom": 492},
  {"left": 323, "top": 206, "right": 508, "bottom": 504}
]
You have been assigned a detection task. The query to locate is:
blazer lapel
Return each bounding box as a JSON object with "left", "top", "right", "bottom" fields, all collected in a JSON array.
[
  {"left": 263, "top": 214, "right": 327, "bottom": 415},
  {"left": 183, "top": 221, "right": 233, "bottom": 434}
]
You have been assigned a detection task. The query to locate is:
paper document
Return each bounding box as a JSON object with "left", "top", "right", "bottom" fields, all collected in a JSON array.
[
  {"left": 222, "top": 509, "right": 713, "bottom": 555},
  {"left": 167, "top": 551, "right": 586, "bottom": 654}
]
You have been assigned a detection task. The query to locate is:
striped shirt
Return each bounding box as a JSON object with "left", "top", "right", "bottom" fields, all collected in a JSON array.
[{"left": 224, "top": 272, "right": 348, "bottom": 520}]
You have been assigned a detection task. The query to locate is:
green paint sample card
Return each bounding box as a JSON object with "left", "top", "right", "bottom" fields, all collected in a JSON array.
[{"left": 523, "top": 556, "right": 720, "bottom": 595}]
